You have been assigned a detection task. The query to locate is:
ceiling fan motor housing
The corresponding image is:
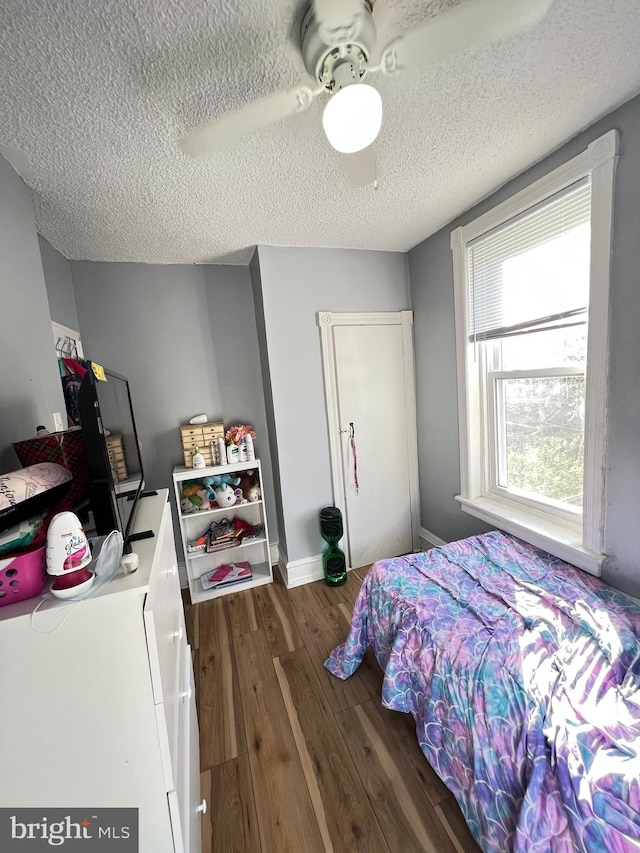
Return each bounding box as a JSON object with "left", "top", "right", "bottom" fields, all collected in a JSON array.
[{"left": 300, "top": 1, "right": 377, "bottom": 92}]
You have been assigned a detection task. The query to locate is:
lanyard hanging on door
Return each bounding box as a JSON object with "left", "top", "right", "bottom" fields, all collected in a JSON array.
[{"left": 349, "top": 422, "right": 359, "bottom": 495}]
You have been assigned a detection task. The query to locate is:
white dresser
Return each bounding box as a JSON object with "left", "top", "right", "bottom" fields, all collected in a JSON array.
[{"left": 0, "top": 490, "right": 203, "bottom": 852}]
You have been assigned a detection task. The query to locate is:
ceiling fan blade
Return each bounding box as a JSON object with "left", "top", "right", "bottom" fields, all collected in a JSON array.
[
  {"left": 180, "top": 85, "right": 319, "bottom": 155},
  {"left": 371, "top": 1, "right": 394, "bottom": 65},
  {"left": 341, "top": 144, "right": 378, "bottom": 189},
  {"left": 381, "top": 0, "right": 552, "bottom": 75},
  {"left": 313, "top": 0, "right": 367, "bottom": 45}
]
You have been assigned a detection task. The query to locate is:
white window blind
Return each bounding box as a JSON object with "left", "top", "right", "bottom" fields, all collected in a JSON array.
[{"left": 468, "top": 178, "right": 592, "bottom": 341}]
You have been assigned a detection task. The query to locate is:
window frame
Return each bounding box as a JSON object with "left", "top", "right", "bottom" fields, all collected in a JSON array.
[{"left": 451, "top": 130, "right": 618, "bottom": 575}]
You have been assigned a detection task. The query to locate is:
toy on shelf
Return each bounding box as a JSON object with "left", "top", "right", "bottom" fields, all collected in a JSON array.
[
  {"left": 181, "top": 498, "right": 199, "bottom": 515},
  {"left": 180, "top": 481, "right": 212, "bottom": 513},
  {"left": 238, "top": 470, "right": 261, "bottom": 503},
  {"left": 210, "top": 482, "right": 246, "bottom": 508},
  {"left": 201, "top": 473, "right": 240, "bottom": 502},
  {"left": 180, "top": 471, "right": 251, "bottom": 512}
]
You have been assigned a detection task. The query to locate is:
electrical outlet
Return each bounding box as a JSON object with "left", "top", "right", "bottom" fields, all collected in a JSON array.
[{"left": 52, "top": 412, "right": 64, "bottom": 432}]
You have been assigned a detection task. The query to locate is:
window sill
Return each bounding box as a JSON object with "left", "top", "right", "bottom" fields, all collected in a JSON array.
[{"left": 455, "top": 494, "right": 606, "bottom": 576}]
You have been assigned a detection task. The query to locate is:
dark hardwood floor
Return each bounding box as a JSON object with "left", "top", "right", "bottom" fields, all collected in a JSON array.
[{"left": 183, "top": 568, "right": 483, "bottom": 853}]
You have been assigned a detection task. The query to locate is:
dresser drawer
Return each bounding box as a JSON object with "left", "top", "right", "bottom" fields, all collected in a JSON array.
[
  {"left": 185, "top": 654, "right": 202, "bottom": 853},
  {"left": 144, "top": 504, "right": 183, "bottom": 706},
  {"left": 144, "top": 501, "right": 185, "bottom": 796},
  {"left": 176, "top": 641, "right": 192, "bottom": 853},
  {"left": 168, "top": 642, "right": 201, "bottom": 853}
]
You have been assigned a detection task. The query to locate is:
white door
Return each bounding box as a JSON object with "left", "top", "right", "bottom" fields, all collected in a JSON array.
[{"left": 319, "top": 312, "right": 419, "bottom": 569}]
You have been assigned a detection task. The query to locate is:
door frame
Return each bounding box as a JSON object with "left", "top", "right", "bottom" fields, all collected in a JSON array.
[
  {"left": 318, "top": 310, "right": 421, "bottom": 567},
  {"left": 52, "top": 321, "right": 84, "bottom": 358}
]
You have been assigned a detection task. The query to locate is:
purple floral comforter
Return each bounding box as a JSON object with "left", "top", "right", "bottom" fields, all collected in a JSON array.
[{"left": 325, "top": 532, "right": 640, "bottom": 852}]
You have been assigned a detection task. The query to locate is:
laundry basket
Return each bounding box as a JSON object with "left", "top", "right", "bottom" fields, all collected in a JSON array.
[{"left": 0, "top": 544, "right": 47, "bottom": 607}]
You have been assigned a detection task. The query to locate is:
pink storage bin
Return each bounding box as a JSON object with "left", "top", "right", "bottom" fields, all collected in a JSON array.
[{"left": 0, "top": 545, "right": 46, "bottom": 606}]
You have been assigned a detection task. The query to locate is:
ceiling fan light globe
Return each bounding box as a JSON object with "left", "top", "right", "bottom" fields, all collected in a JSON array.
[{"left": 322, "top": 84, "right": 382, "bottom": 154}]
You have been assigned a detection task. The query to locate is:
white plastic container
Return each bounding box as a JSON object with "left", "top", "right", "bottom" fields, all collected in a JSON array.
[
  {"left": 46, "top": 511, "right": 94, "bottom": 599},
  {"left": 192, "top": 447, "right": 205, "bottom": 468},
  {"left": 217, "top": 437, "right": 226, "bottom": 466},
  {"left": 245, "top": 433, "right": 255, "bottom": 461},
  {"left": 227, "top": 442, "right": 240, "bottom": 464},
  {"left": 239, "top": 440, "right": 248, "bottom": 462}
]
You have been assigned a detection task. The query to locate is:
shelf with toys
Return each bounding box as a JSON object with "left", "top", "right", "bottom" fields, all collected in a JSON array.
[
  {"left": 172, "top": 458, "right": 272, "bottom": 603},
  {"left": 176, "top": 498, "right": 264, "bottom": 522}
]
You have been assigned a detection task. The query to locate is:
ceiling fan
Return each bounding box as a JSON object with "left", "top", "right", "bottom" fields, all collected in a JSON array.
[{"left": 179, "top": 0, "right": 552, "bottom": 186}]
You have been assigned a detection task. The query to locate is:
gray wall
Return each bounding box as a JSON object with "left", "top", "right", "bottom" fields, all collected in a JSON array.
[
  {"left": 255, "top": 246, "right": 410, "bottom": 565},
  {"left": 409, "top": 226, "right": 492, "bottom": 547},
  {"left": 71, "top": 263, "right": 224, "bottom": 495},
  {"left": 0, "top": 155, "right": 65, "bottom": 472},
  {"left": 38, "top": 236, "right": 79, "bottom": 330},
  {"left": 204, "top": 264, "right": 277, "bottom": 541},
  {"left": 409, "top": 93, "right": 640, "bottom": 598}
]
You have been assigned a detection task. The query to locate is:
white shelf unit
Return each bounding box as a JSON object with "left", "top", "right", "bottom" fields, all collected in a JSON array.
[{"left": 173, "top": 459, "right": 272, "bottom": 603}]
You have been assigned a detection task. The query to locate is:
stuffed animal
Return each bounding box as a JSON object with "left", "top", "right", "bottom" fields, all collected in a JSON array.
[
  {"left": 238, "top": 470, "right": 261, "bottom": 503},
  {"left": 181, "top": 480, "right": 213, "bottom": 512},
  {"left": 246, "top": 483, "right": 261, "bottom": 502},
  {"left": 202, "top": 473, "right": 240, "bottom": 491},
  {"left": 182, "top": 475, "right": 242, "bottom": 512},
  {"left": 181, "top": 497, "right": 200, "bottom": 515},
  {"left": 183, "top": 488, "right": 211, "bottom": 512},
  {"left": 210, "top": 483, "right": 246, "bottom": 508},
  {"left": 182, "top": 481, "right": 203, "bottom": 498},
  {"left": 201, "top": 473, "right": 241, "bottom": 504}
]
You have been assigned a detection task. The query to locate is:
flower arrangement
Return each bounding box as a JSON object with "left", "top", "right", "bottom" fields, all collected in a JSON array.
[{"left": 225, "top": 424, "right": 256, "bottom": 445}]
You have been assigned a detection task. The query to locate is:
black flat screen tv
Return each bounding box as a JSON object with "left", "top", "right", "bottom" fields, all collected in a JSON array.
[{"left": 78, "top": 364, "right": 146, "bottom": 553}]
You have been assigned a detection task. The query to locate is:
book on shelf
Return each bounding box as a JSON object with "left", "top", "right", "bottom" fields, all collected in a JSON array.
[
  {"left": 205, "top": 533, "right": 240, "bottom": 552},
  {"left": 201, "top": 561, "right": 253, "bottom": 591}
]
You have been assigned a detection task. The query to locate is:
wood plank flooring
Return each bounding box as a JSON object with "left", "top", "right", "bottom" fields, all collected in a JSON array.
[{"left": 184, "top": 569, "right": 483, "bottom": 853}]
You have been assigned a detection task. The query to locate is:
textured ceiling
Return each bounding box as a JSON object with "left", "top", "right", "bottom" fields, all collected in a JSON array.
[{"left": 1, "top": 0, "right": 640, "bottom": 264}]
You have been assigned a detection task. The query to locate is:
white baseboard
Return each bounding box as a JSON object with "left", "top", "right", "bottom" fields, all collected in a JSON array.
[
  {"left": 277, "top": 547, "right": 325, "bottom": 589},
  {"left": 276, "top": 542, "right": 289, "bottom": 584},
  {"left": 419, "top": 527, "right": 447, "bottom": 549}
]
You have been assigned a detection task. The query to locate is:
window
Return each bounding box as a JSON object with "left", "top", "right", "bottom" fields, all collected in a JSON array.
[{"left": 451, "top": 130, "right": 618, "bottom": 575}]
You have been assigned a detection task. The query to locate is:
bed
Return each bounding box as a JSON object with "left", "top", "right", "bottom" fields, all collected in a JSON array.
[{"left": 325, "top": 531, "right": 640, "bottom": 852}]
